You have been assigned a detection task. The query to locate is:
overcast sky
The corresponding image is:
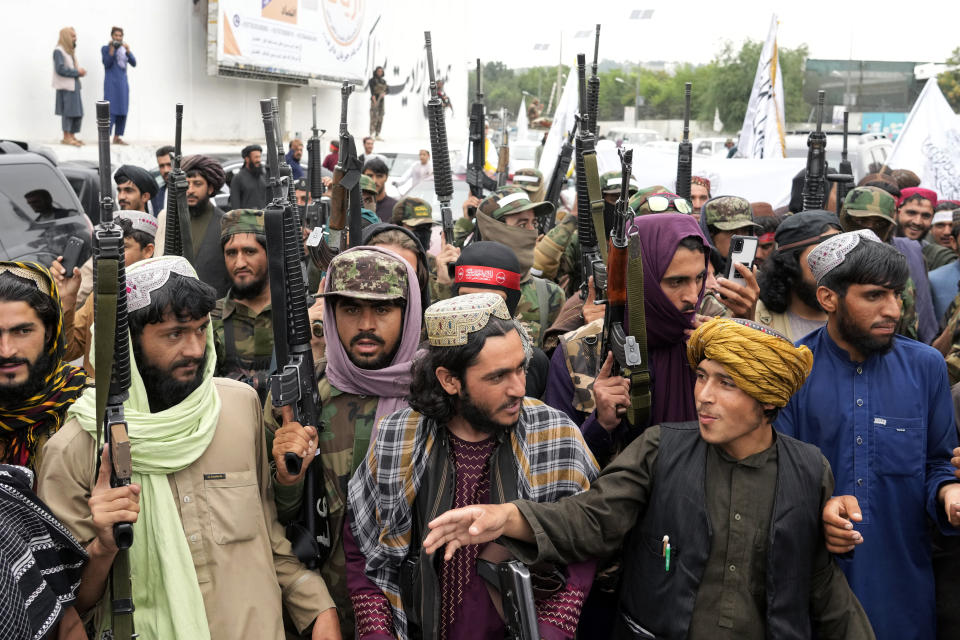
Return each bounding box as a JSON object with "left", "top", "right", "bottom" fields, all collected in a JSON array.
[{"left": 465, "top": 1, "right": 957, "bottom": 68}]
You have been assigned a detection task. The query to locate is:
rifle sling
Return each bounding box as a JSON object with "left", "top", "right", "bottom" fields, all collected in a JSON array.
[
  {"left": 625, "top": 235, "right": 651, "bottom": 428},
  {"left": 532, "top": 276, "right": 550, "bottom": 350},
  {"left": 584, "top": 153, "right": 607, "bottom": 261}
]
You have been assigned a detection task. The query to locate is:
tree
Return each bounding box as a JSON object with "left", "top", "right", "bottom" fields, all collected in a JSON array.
[{"left": 938, "top": 47, "right": 960, "bottom": 111}]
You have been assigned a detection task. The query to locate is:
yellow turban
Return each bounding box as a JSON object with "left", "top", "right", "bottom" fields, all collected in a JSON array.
[{"left": 686, "top": 318, "right": 814, "bottom": 407}]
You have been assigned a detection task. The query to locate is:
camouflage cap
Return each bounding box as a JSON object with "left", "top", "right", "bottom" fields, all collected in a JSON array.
[
  {"left": 512, "top": 168, "right": 544, "bottom": 193},
  {"left": 220, "top": 209, "right": 265, "bottom": 243},
  {"left": 479, "top": 185, "right": 554, "bottom": 221},
  {"left": 703, "top": 196, "right": 761, "bottom": 231},
  {"left": 391, "top": 196, "right": 436, "bottom": 227},
  {"left": 629, "top": 185, "right": 668, "bottom": 212},
  {"left": 318, "top": 248, "right": 408, "bottom": 301},
  {"left": 840, "top": 186, "right": 896, "bottom": 223},
  {"left": 360, "top": 174, "right": 379, "bottom": 195},
  {"left": 600, "top": 171, "right": 640, "bottom": 195}
]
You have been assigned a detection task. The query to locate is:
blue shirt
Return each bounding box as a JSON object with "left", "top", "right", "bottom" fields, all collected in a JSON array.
[
  {"left": 285, "top": 151, "right": 304, "bottom": 180},
  {"left": 777, "top": 327, "right": 959, "bottom": 640},
  {"left": 928, "top": 260, "right": 960, "bottom": 326}
]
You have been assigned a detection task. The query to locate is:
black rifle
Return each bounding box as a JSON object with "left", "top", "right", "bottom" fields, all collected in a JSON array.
[
  {"left": 587, "top": 25, "right": 601, "bottom": 136},
  {"left": 676, "top": 83, "right": 693, "bottom": 200},
  {"left": 496, "top": 107, "right": 510, "bottom": 188},
  {"left": 271, "top": 97, "right": 307, "bottom": 259},
  {"left": 575, "top": 53, "right": 604, "bottom": 301},
  {"left": 827, "top": 111, "right": 856, "bottom": 214},
  {"left": 802, "top": 90, "right": 828, "bottom": 211},
  {"left": 304, "top": 94, "right": 328, "bottom": 231},
  {"left": 539, "top": 118, "right": 579, "bottom": 234},
  {"left": 328, "top": 84, "right": 364, "bottom": 250},
  {"left": 478, "top": 560, "right": 539, "bottom": 640},
  {"left": 260, "top": 99, "right": 331, "bottom": 569},
  {"left": 424, "top": 31, "right": 455, "bottom": 244},
  {"left": 165, "top": 103, "right": 194, "bottom": 263},
  {"left": 467, "top": 59, "right": 495, "bottom": 212},
  {"left": 93, "top": 100, "right": 136, "bottom": 639}
]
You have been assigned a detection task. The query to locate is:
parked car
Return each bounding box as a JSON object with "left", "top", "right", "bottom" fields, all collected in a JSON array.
[
  {"left": 783, "top": 131, "right": 893, "bottom": 183},
  {"left": 58, "top": 159, "right": 102, "bottom": 225},
  {"left": 692, "top": 137, "right": 732, "bottom": 157},
  {"left": 606, "top": 127, "right": 662, "bottom": 146},
  {"left": 0, "top": 141, "right": 93, "bottom": 265}
]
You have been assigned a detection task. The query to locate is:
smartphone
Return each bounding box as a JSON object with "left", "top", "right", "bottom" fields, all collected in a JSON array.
[
  {"left": 60, "top": 236, "right": 85, "bottom": 277},
  {"left": 725, "top": 235, "right": 758, "bottom": 285}
]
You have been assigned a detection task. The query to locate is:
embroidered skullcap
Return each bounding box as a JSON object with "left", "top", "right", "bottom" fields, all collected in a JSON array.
[
  {"left": 116, "top": 211, "right": 158, "bottom": 238},
  {"left": 807, "top": 229, "right": 881, "bottom": 283},
  {"left": 424, "top": 292, "right": 512, "bottom": 347},
  {"left": 0, "top": 263, "right": 51, "bottom": 296},
  {"left": 125, "top": 256, "right": 197, "bottom": 313}
]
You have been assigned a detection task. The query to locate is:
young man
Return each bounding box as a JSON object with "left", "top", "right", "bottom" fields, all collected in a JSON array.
[
  {"left": 929, "top": 203, "right": 960, "bottom": 253},
  {"left": 698, "top": 195, "right": 761, "bottom": 275},
  {"left": 114, "top": 164, "right": 157, "bottom": 213},
  {"left": 895, "top": 187, "right": 955, "bottom": 271},
  {"left": 152, "top": 144, "right": 174, "bottom": 214},
  {"left": 346, "top": 293, "right": 598, "bottom": 639},
  {"left": 394, "top": 149, "right": 433, "bottom": 193},
  {"left": 425, "top": 316, "right": 875, "bottom": 640},
  {"left": 363, "top": 156, "right": 397, "bottom": 223},
  {"left": 211, "top": 210, "right": 273, "bottom": 403},
  {"left": 286, "top": 138, "right": 305, "bottom": 180},
  {"left": 928, "top": 208, "right": 960, "bottom": 323},
  {"left": 756, "top": 210, "right": 842, "bottom": 341},
  {"left": 38, "top": 256, "right": 340, "bottom": 640},
  {"left": 368, "top": 66, "right": 387, "bottom": 139},
  {"left": 269, "top": 247, "right": 422, "bottom": 638},
  {"left": 778, "top": 230, "right": 960, "bottom": 640},
  {"left": 689, "top": 176, "right": 711, "bottom": 212},
  {"left": 0, "top": 263, "right": 86, "bottom": 476},
  {"left": 100, "top": 26, "right": 136, "bottom": 144},
  {"left": 229, "top": 144, "right": 268, "bottom": 210}
]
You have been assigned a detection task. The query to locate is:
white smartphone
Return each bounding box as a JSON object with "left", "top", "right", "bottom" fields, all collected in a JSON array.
[{"left": 725, "top": 235, "right": 759, "bottom": 285}]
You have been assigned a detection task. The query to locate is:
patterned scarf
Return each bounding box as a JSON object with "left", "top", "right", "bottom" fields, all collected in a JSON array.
[
  {"left": 0, "top": 262, "right": 87, "bottom": 469},
  {"left": 347, "top": 399, "right": 599, "bottom": 639}
]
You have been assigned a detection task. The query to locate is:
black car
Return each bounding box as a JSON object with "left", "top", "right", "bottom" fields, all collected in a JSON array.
[{"left": 0, "top": 141, "right": 93, "bottom": 265}]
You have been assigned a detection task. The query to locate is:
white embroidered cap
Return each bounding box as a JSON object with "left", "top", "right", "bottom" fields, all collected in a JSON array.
[
  {"left": 125, "top": 256, "right": 197, "bottom": 313},
  {"left": 807, "top": 229, "right": 882, "bottom": 283},
  {"left": 116, "top": 211, "right": 159, "bottom": 239}
]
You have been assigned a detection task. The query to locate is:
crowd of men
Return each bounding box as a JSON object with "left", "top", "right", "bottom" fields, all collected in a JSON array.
[{"left": 3, "top": 89, "right": 960, "bottom": 640}]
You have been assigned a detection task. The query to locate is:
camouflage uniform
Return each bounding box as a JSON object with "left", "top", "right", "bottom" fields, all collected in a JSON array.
[
  {"left": 513, "top": 167, "right": 546, "bottom": 203},
  {"left": 516, "top": 276, "right": 565, "bottom": 348},
  {"left": 369, "top": 74, "right": 387, "bottom": 137},
  {"left": 534, "top": 213, "right": 577, "bottom": 282},
  {"left": 599, "top": 170, "right": 639, "bottom": 198},
  {"left": 212, "top": 209, "right": 274, "bottom": 403},
  {"left": 556, "top": 318, "right": 605, "bottom": 416},
  {"left": 838, "top": 187, "right": 920, "bottom": 340},
  {"left": 453, "top": 216, "right": 475, "bottom": 247}
]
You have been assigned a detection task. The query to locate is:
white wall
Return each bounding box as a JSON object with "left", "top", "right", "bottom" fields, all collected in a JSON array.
[{"left": 0, "top": 0, "right": 468, "bottom": 149}]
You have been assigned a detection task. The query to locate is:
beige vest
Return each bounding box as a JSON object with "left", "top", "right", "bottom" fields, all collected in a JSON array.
[{"left": 52, "top": 45, "right": 77, "bottom": 91}]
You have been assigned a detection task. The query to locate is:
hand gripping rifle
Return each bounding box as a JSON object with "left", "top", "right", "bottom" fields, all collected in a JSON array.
[
  {"left": 827, "top": 111, "right": 855, "bottom": 215},
  {"left": 165, "top": 103, "right": 194, "bottom": 264},
  {"left": 802, "top": 90, "right": 828, "bottom": 211},
  {"left": 424, "top": 31, "right": 455, "bottom": 244},
  {"left": 539, "top": 118, "right": 579, "bottom": 235},
  {"left": 676, "top": 83, "right": 693, "bottom": 200},
  {"left": 586, "top": 25, "right": 601, "bottom": 136},
  {"left": 575, "top": 54, "right": 606, "bottom": 301},
  {"left": 496, "top": 107, "right": 510, "bottom": 188},
  {"left": 328, "top": 84, "right": 364, "bottom": 250},
  {"left": 93, "top": 100, "right": 136, "bottom": 639},
  {"left": 260, "top": 99, "right": 331, "bottom": 569}
]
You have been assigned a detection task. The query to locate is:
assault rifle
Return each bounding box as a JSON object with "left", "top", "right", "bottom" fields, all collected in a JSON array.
[
  {"left": 93, "top": 100, "right": 136, "bottom": 639},
  {"left": 586, "top": 25, "right": 600, "bottom": 135},
  {"left": 260, "top": 99, "right": 331, "bottom": 569},
  {"left": 496, "top": 107, "right": 510, "bottom": 188},
  {"left": 802, "top": 90, "right": 828, "bottom": 211},
  {"left": 575, "top": 53, "right": 606, "bottom": 300},
  {"left": 827, "top": 111, "right": 855, "bottom": 215},
  {"left": 676, "top": 83, "right": 693, "bottom": 200},
  {"left": 271, "top": 97, "right": 307, "bottom": 257},
  {"left": 539, "top": 118, "right": 578, "bottom": 234},
  {"left": 304, "top": 95, "right": 335, "bottom": 270},
  {"left": 165, "top": 103, "right": 194, "bottom": 263},
  {"left": 478, "top": 560, "right": 539, "bottom": 640},
  {"left": 328, "top": 84, "right": 364, "bottom": 250},
  {"left": 424, "top": 31, "right": 455, "bottom": 244},
  {"left": 467, "top": 59, "right": 496, "bottom": 213}
]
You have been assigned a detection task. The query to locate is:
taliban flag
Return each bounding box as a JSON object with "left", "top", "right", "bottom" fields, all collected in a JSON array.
[
  {"left": 737, "top": 15, "right": 786, "bottom": 159},
  {"left": 886, "top": 78, "right": 960, "bottom": 199}
]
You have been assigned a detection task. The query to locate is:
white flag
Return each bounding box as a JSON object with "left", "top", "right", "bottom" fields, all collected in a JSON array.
[
  {"left": 886, "top": 78, "right": 960, "bottom": 199},
  {"left": 713, "top": 107, "right": 723, "bottom": 133},
  {"left": 517, "top": 96, "right": 529, "bottom": 140},
  {"left": 537, "top": 70, "right": 579, "bottom": 179},
  {"left": 737, "top": 15, "right": 786, "bottom": 159}
]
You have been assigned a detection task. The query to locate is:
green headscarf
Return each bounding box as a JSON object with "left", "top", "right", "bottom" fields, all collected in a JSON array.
[{"left": 67, "top": 260, "right": 221, "bottom": 639}]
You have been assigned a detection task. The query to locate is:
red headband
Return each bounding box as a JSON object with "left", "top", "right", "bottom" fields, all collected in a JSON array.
[
  {"left": 454, "top": 265, "right": 521, "bottom": 291},
  {"left": 758, "top": 232, "right": 776, "bottom": 244},
  {"left": 899, "top": 187, "right": 937, "bottom": 208}
]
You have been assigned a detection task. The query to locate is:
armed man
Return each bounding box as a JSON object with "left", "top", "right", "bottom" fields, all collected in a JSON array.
[
  {"left": 210, "top": 210, "right": 274, "bottom": 403},
  {"left": 345, "top": 293, "right": 598, "bottom": 639},
  {"left": 267, "top": 247, "right": 423, "bottom": 638},
  {"left": 229, "top": 144, "right": 268, "bottom": 210},
  {"left": 38, "top": 256, "right": 341, "bottom": 639},
  {"left": 0, "top": 262, "right": 87, "bottom": 478},
  {"left": 424, "top": 317, "right": 876, "bottom": 640}
]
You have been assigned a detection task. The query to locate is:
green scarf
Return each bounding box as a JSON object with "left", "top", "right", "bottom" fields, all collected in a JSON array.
[{"left": 68, "top": 327, "right": 221, "bottom": 640}]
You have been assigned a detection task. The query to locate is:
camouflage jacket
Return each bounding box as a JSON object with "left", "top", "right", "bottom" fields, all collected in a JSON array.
[
  {"left": 212, "top": 293, "right": 274, "bottom": 404},
  {"left": 452, "top": 216, "right": 475, "bottom": 248},
  {"left": 940, "top": 292, "right": 960, "bottom": 384},
  {"left": 897, "top": 277, "right": 920, "bottom": 341},
  {"left": 557, "top": 318, "right": 605, "bottom": 416},
  {"left": 533, "top": 214, "right": 577, "bottom": 281},
  {"left": 517, "top": 276, "right": 566, "bottom": 348},
  {"left": 922, "top": 241, "right": 957, "bottom": 271},
  {"left": 266, "top": 376, "right": 378, "bottom": 639}
]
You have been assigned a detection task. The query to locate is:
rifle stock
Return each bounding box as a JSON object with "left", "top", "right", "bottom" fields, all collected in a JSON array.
[
  {"left": 424, "top": 31, "right": 455, "bottom": 244},
  {"left": 802, "top": 90, "right": 827, "bottom": 211},
  {"left": 496, "top": 107, "right": 510, "bottom": 188},
  {"left": 676, "top": 83, "right": 692, "bottom": 200}
]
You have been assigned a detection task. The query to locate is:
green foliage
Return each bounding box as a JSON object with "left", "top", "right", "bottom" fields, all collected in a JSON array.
[{"left": 938, "top": 47, "right": 960, "bottom": 111}]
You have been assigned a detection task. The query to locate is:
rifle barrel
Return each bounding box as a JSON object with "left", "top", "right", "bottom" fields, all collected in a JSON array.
[{"left": 95, "top": 102, "right": 113, "bottom": 225}]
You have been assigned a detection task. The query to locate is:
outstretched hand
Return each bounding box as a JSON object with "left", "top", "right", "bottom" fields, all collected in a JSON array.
[
  {"left": 423, "top": 503, "right": 525, "bottom": 561},
  {"left": 822, "top": 495, "right": 863, "bottom": 554}
]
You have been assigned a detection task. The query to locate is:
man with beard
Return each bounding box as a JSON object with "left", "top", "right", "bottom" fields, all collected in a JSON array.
[
  {"left": 0, "top": 263, "right": 86, "bottom": 477},
  {"left": 211, "top": 210, "right": 273, "bottom": 403},
  {"left": 345, "top": 293, "right": 598, "bottom": 640},
  {"left": 895, "top": 187, "right": 955, "bottom": 271},
  {"left": 38, "top": 256, "right": 340, "bottom": 640},
  {"left": 268, "top": 247, "right": 422, "bottom": 638},
  {"left": 155, "top": 154, "right": 231, "bottom": 297},
  {"left": 151, "top": 145, "right": 174, "bottom": 214},
  {"left": 422, "top": 317, "right": 875, "bottom": 640},
  {"left": 286, "top": 139, "right": 305, "bottom": 180},
  {"left": 777, "top": 231, "right": 960, "bottom": 640},
  {"left": 755, "top": 211, "right": 841, "bottom": 341},
  {"left": 928, "top": 207, "right": 960, "bottom": 323},
  {"left": 229, "top": 144, "right": 268, "bottom": 210}
]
